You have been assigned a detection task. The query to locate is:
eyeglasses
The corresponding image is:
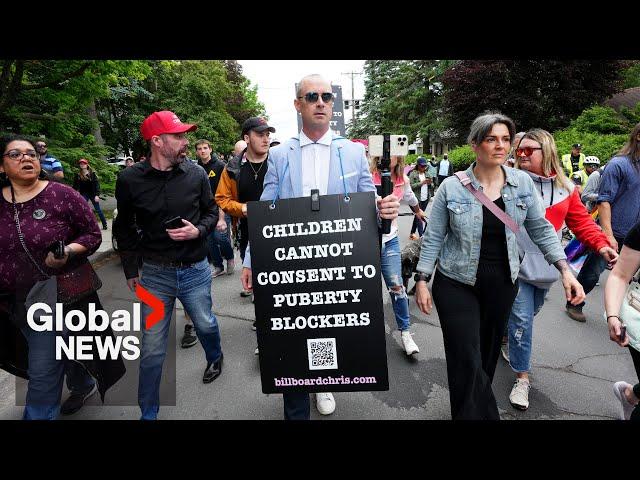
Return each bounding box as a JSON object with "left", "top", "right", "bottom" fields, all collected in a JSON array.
[
  {"left": 2, "top": 150, "right": 40, "bottom": 161},
  {"left": 515, "top": 147, "right": 543, "bottom": 157},
  {"left": 297, "top": 92, "right": 334, "bottom": 103}
]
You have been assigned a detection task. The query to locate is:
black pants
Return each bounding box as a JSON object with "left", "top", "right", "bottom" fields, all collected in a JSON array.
[
  {"left": 432, "top": 264, "right": 518, "bottom": 420},
  {"left": 410, "top": 199, "right": 429, "bottom": 235}
]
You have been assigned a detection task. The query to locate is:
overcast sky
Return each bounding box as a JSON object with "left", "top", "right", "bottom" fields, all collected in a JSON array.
[{"left": 238, "top": 60, "right": 366, "bottom": 140}]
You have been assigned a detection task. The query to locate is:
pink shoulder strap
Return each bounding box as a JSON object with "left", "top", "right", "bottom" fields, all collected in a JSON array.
[{"left": 454, "top": 171, "right": 520, "bottom": 233}]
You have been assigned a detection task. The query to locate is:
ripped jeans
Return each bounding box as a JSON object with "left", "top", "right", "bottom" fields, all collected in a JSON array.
[
  {"left": 507, "top": 280, "right": 548, "bottom": 373},
  {"left": 380, "top": 236, "right": 410, "bottom": 331}
]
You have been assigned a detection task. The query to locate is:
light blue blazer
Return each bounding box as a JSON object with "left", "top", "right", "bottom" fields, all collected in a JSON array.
[{"left": 243, "top": 133, "right": 376, "bottom": 268}]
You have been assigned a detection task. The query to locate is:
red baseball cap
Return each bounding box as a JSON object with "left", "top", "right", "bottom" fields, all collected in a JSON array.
[
  {"left": 78, "top": 158, "right": 89, "bottom": 165},
  {"left": 140, "top": 111, "right": 197, "bottom": 141}
]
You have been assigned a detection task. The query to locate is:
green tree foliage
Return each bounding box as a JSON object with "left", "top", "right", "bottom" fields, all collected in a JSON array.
[
  {"left": 442, "top": 60, "right": 628, "bottom": 143},
  {"left": 1, "top": 60, "right": 264, "bottom": 195},
  {"left": 348, "top": 60, "right": 455, "bottom": 142},
  {"left": 622, "top": 61, "right": 640, "bottom": 89},
  {"left": 553, "top": 104, "right": 640, "bottom": 163},
  {"left": 446, "top": 145, "right": 476, "bottom": 172}
]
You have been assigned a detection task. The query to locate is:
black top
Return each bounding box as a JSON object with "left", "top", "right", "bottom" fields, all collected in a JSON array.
[
  {"left": 238, "top": 158, "right": 268, "bottom": 237},
  {"left": 624, "top": 221, "right": 640, "bottom": 251},
  {"left": 72, "top": 171, "right": 100, "bottom": 198},
  {"left": 571, "top": 154, "right": 581, "bottom": 171},
  {"left": 479, "top": 196, "right": 509, "bottom": 264},
  {"left": 198, "top": 156, "right": 226, "bottom": 200},
  {"left": 113, "top": 160, "right": 218, "bottom": 279}
]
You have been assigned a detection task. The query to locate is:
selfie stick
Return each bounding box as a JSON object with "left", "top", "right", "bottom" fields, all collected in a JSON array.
[{"left": 378, "top": 133, "right": 392, "bottom": 235}]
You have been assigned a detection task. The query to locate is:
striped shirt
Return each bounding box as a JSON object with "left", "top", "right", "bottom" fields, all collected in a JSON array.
[{"left": 40, "top": 154, "right": 63, "bottom": 173}]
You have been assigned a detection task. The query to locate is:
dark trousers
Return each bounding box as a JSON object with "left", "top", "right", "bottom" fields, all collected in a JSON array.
[
  {"left": 629, "top": 347, "right": 640, "bottom": 421},
  {"left": 437, "top": 175, "right": 448, "bottom": 186},
  {"left": 283, "top": 392, "right": 310, "bottom": 420},
  {"left": 82, "top": 194, "right": 107, "bottom": 228},
  {"left": 432, "top": 264, "right": 518, "bottom": 420},
  {"left": 575, "top": 235, "right": 624, "bottom": 307},
  {"left": 410, "top": 199, "right": 429, "bottom": 236}
]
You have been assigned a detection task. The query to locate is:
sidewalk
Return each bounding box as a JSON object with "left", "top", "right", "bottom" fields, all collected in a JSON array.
[{"left": 88, "top": 218, "right": 116, "bottom": 265}]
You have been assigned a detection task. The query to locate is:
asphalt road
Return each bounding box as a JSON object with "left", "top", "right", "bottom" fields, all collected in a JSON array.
[{"left": 0, "top": 203, "right": 635, "bottom": 420}]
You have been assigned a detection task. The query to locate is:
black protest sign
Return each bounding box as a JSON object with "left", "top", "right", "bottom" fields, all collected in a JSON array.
[{"left": 247, "top": 192, "right": 388, "bottom": 394}]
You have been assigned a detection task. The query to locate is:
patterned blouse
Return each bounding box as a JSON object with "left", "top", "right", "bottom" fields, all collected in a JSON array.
[{"left": 0, "top": 181, "right": 102, "bottom": 296}]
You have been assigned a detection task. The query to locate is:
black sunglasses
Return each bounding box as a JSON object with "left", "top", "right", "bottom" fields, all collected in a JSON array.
[{"left": 297, "top": 92, "right": 334, "bottom": 103}]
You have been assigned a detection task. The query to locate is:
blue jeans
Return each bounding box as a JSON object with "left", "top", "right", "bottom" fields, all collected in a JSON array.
[
  {"left": 81, "top": 194, "right": 107, "bottom": 227},
  {"left": 207, "top": 214, "right": 234, "bottom": 269},
  {"left": 507, "top": 281, "right": 548, "bottom": 373},
  {"left": 139, "top": 258, "right": 222, "bottom": 420},
  {"left": 381, "top": 236, "right": 410, "bottom": 331},
  {"left": 410, "top": 199, "right": 429, "bottom": 236},
  {"left": 20, "top": 327, "right": 95, "bottom": 420}
]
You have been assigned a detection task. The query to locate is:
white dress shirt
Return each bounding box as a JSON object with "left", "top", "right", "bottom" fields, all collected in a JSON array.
[{"left": 300, "top": 129, "right": 332, "bottom": 197}]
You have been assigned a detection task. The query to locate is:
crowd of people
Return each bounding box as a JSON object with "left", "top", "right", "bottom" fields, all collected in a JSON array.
[{"left": 1, "top": 72, "right": 639, "bottom": 422}]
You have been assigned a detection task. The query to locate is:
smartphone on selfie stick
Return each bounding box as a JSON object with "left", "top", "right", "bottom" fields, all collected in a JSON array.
[{"left": 369, "top": 134, "right": 409, "bottom": 235}]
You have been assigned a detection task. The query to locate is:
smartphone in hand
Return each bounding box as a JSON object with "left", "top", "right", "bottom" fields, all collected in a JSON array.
[
  {"left": 619, "top": 324, "right": 627, "bottom": 342},
  {"left": 164, "top": 216, "right": 183, "bottom": 230}
]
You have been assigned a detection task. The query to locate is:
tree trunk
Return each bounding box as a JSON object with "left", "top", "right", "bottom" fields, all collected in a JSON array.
[{"left": 87, "top": 99, "right": 105, "bottom": 146}]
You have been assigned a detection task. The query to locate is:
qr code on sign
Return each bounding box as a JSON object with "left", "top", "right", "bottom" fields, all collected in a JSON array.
[{"left": 307, "top": 338, "right": 338, "bottom": 370}]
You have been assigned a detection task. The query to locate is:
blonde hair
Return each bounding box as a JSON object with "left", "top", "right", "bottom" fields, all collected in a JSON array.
[
  {"left": 515, "top": 128, "right": 572, "bottom": 190},
  {"left": 369, "top": 155, "right": 406, "bottom": 181}
]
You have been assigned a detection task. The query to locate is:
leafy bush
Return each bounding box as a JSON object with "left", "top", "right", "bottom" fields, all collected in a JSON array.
[
  {"left": 447, "top": 144, "right": 475, "bottom": 171},
  {"left": 553, "top": 105, "right": 635, "bottom": 164}
]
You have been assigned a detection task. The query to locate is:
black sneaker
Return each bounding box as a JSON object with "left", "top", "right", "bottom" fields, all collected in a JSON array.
[
  {"left": 252, "top": 320, "right": 256, "bottom": 331},
  {"left": 566, "top": 303, "right": 586, "bottom": 323},
  {"left": 181, "top": 324, "right": 198, "bottom": 348},
  {"left": 60, "top": 383, "right": 98, "bottom": 415}
]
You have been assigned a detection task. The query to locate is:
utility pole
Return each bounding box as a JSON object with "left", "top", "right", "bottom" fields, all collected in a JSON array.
[{"left": 342, "top": 71, "right": 363, "bottom": 135}]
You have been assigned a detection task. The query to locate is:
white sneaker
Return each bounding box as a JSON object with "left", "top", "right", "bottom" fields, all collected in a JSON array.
[
  {"left": 315, "top": 392, "right": 336, "bottom": 415},
  {"left": 401, "top": 330, "right": 419, "bottom": 355},
  {"left": 509, "top": 378, "right": 531, "bottom": 410},
  {"left": 613, "top": 381, "right": 635, "bottom": 420},
  {"left": 254, "top": 346, "right": 259, "bottom": 355}
]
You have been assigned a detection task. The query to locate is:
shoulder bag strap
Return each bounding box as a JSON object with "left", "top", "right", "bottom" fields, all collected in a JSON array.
[
  {"left": 454, "top": 171, "right": 520, "bottom": 234},
  {"left": 10, "top": 185, "right": 50, "bottom": 278}
]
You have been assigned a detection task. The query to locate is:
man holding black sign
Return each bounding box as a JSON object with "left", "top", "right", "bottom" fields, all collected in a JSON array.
[
  {"left": 113, "top": 111, "right": 224, "bottom": 420},
  {"left": 241, "top": 75, "right": 400, "bottom": 420}
]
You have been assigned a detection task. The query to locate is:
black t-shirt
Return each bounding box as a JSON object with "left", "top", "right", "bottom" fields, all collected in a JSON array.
[
  {"left": 479, "top": 196, "right": 509, "bottom": 264},
  {"left": 624, "top": 221, "right": 640, "bottom": 251},
  {"left": 198, "top": 158, "right": 225, "bottom": 198},
  {"left": 238, "top": 158, "right": 268, "bottom": 236},
  {"left": 571, "top": 154, "right": 581, "bottom": 171}
]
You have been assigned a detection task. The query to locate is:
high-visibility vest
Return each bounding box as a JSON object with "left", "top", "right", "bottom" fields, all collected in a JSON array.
[{"left": 561, "top": 153, "right": 585, "bottom": 176}]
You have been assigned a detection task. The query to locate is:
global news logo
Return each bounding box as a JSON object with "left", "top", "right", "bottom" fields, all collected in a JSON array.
[{"left": 26, "top": 284, "right": 164, "bottom": 361}]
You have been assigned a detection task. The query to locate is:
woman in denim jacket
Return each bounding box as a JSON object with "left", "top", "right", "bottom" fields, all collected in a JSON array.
[{"left": 414, "top": 113, "right": 585, "bottom": 420}]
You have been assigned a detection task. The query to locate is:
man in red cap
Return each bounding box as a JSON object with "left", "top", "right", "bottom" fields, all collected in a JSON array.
[{"left": 113, "top": 110, "right": 224, "bottom": 420}]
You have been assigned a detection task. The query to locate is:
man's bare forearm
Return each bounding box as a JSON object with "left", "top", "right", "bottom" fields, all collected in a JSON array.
[{"left": 554, "top": 259, "right": 570, "bottom": 274}]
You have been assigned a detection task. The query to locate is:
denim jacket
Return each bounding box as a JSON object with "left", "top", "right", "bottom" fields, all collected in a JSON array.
[{"left": 416, "top": 163, "right": 566, "bottom": 286}]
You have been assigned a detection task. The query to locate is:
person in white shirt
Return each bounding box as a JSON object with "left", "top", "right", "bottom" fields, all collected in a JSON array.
[{"left": 437, "top": 153, "right": 453, "bottom": 185}]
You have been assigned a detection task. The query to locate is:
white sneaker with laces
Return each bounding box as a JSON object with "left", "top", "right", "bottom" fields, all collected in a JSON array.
[
  {"left": 613, "top": 381, "right": 635, "bottom": 420},
  {"left": 401, "top": 330, "right": 419, "bottom": 355},
  {"left": 509, "top": 378, "right": 531, "bottom": 410},
  {"left": 315, "top": 392, "right": 336, "bottom": 415}
]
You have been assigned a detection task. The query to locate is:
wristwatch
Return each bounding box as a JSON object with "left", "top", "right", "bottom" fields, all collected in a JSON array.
[{"left": 414, "top": 272, "right": 431, "bottom": 283}]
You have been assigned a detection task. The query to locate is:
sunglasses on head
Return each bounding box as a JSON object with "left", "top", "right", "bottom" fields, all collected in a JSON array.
[
  {"left": 515, "top": 146, "right": 542, "bottom": 157},
  {"left": 298, "top": 91, "right": 334, "bottom": 103}
]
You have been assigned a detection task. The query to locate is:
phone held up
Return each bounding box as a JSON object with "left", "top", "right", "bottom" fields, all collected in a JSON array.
[{"left": 164, "top": 216, "right": 184, "bottom": 230}]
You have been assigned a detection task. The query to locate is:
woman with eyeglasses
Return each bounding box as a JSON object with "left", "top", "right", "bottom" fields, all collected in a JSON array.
[
  {"left": 0, "top": 134, "right": 124, "bottom": 420},
  {"left": 414, "top": 113, "right": 583, "bottom": 420},
  {"left": 370, "top": 154, "right": 425, "bottom": 356},
  {"left": 504, "top": 128, "right": 618, "bottom": 411}
]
